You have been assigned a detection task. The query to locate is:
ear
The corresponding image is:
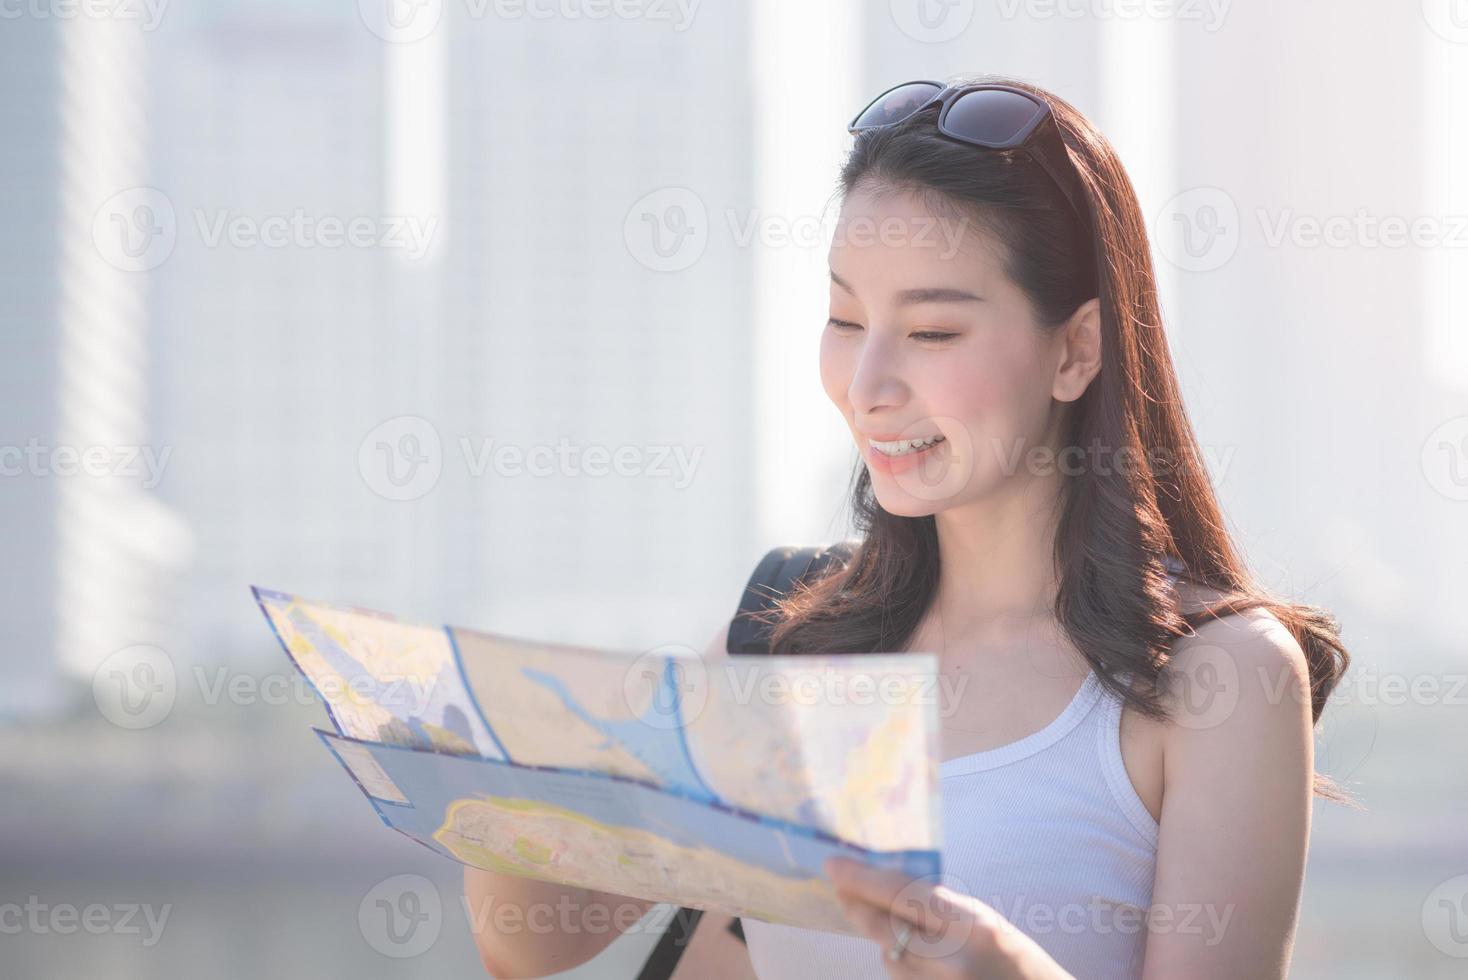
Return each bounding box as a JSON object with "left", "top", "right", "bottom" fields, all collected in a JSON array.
[{"left": 1051, "top": 297, "right": 1102, "bottom": 403}]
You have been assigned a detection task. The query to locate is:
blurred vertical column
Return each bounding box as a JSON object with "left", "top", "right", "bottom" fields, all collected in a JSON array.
[
  {"left": 1098, "top": 12, "right": 1179, "bottom": 332},
  {"left": 378, "top": 0, "right": 450, "bottom": 610},
  {"left": 1420, "top": 9, "right": 1468, "bottom": 632},
  {"left": 0, "top": 13, "right": 190, "bottom": 720},
  {"left": 747, "top": 0, "right": 863, "bottom": 547},
  {"left": 0, "top": 15, "right": 64, "bottom": 718}
]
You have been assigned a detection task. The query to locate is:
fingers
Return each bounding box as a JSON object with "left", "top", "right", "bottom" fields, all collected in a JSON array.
[
  {"left": 825, "top": 857, "right": 964, "bottom": 937},
  {"left": 827, "top": 857, "right": 998, "bottom": 972},
  {"left": 834, "top": 886, "right": 898, "bottom": 942},
  {"left": 832, "top": 890, "right": 919, "bottom": 978}
]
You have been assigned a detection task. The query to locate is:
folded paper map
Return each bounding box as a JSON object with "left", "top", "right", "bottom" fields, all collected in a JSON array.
[{"left": 251, "top": 586, "right": 943, "bottom": 934}]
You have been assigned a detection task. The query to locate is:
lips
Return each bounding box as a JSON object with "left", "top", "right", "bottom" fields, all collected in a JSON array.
[{"left": 861, "top": 432, "right": 948, "bottom": 479}]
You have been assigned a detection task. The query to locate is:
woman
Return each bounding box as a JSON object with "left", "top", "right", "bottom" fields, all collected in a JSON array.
[
  {"left": 468, "top": 73, "right": 1354, "bottom": 979},
  {"left": 739, "top": 73, "right": 1354, "bottom": 978}
]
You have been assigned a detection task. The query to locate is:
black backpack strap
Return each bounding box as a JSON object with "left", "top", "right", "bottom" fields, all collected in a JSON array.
[
  {"left": 635, "top": 906, "right": 703, "bottom": 980},
  {"left": 726, "top": 541, "right": 858, "bottom": 655},
  {"left": 639, "top": 541, "right": 859, "bottom": 978}
]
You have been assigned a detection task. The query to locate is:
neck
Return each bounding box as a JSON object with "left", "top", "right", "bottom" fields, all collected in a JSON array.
[{"left": 931, "top": 469, "right": 1065, "bottom": 645}]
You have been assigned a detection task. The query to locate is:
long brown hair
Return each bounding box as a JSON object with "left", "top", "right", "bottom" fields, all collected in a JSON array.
[{"left": 764, "top": 74, "right": 1356, "bottom": 806}]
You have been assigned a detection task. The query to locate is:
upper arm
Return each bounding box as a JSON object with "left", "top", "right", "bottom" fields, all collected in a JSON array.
[{"left": 1140, "top": 609, "right": 1314, "bottom": 980}]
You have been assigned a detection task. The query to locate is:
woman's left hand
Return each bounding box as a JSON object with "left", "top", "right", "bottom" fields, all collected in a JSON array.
[{"left": 824, "top": 857, "right": 1077, "bottom": 979}]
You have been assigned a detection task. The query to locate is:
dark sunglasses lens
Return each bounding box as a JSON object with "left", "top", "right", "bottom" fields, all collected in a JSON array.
[
  {"left": 852, "top": 82, "right": 943, "bottom": 129},
  {"left": 944, "top": 88, "right": 1046, "bottom": 146}
]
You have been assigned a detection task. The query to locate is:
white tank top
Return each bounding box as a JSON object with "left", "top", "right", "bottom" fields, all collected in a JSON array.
[{"left": 740, "top": 559, "right": 1183, "bottom": 980}]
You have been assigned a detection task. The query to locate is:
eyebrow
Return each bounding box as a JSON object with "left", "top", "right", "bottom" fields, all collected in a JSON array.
[{"left": 829, "top": 270, "right": 984, "bottom": 306}]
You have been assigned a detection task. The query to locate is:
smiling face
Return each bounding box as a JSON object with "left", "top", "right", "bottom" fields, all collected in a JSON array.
[{"left": 820, "top": 181, "right": 1102, "bottom": 517}]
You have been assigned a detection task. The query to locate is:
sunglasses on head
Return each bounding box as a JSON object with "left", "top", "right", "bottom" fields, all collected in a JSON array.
[{"left": 848, "top": 80, "right": 1089, "bottom": 226}]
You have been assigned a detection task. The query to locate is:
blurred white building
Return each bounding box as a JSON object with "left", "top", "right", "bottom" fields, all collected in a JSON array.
[
  {"left": 145, "top": 1, "right": 861, "bottom": 665},
  {"left": 0, "top": 16, "right": 190, "bottom": 720}
]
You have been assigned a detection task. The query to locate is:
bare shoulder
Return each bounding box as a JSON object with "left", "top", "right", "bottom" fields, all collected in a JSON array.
[
  {"left": 1124, "top": 579, "right": 1310, "bottom": 747},
  {"left": 1124, "top": 578, "right": 1299, "bottom": 695},
  {"left": 1162, "top": 580, "right": 1315, "bottom": 733}
]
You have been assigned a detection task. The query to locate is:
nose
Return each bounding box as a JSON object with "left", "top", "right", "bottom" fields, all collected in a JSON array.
[{"left": 847, "top": 334, "right": 909, "bottom": 418}]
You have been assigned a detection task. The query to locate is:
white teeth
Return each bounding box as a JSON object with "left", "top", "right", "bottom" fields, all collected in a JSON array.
[{"left": 870, "top": 434, "right": 945, "bottom": 456}]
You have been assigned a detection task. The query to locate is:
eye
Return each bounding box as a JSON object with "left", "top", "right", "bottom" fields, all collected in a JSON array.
[{"left": 827, "top": 319, "right": 958, "bottom": 343}]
